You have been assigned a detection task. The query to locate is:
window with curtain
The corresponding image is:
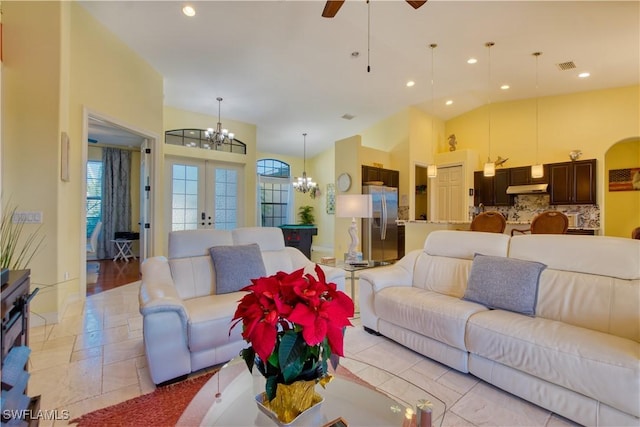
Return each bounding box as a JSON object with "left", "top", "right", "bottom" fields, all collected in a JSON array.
[
  {"left": 86, "top": 160, "right": 103, "bottom": 237},
  {"left": 257, "top": 159, "right": 292, "bottom": 227}
]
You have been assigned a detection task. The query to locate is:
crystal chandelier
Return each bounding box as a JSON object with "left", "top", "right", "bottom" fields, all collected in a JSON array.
[
  {"left": 205, "top": 97, "right": 234, "bottom": 146},
  {"left": 293, "top": 133, "right": 317, "bottom": 195}
]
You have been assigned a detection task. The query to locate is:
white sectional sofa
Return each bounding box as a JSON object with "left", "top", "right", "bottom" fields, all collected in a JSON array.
[
  {"left": 359, "top": 230, "right": 640, "bottom": 426},
  {"left": 138, "top": 227, "right": 345, "bottom": 385}
]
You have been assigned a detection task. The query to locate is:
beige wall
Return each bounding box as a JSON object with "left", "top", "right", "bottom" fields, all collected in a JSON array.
[
  {"left": 2, "top": 1, "right": 164, "bottom": 322},
  {"left": 2, "top": 1, "right": 63, "bottom": 319}
]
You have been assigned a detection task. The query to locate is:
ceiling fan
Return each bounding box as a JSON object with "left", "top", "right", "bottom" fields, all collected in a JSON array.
[{"left": 322, "top": 0, "right": 427, "bottom": 18}]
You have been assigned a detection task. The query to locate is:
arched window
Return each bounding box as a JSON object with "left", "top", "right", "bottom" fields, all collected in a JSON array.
[
  {"left": 165, "top": 129, "right": 246, "bottom": 154},
  {"left": 257, "top": 159, "right": 292, "bottom": 227}
]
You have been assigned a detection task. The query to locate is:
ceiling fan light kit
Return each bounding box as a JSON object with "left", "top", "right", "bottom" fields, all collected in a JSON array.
[{"left": 322, "top": 0, "right": 427, "bottom": 17}]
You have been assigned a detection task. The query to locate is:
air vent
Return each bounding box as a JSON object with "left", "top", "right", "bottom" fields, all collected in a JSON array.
[
  {"left": 556, "top": 61, "right": 576, "bottom": 71},
  {"left": 341, "top": 114, "right": 355, "bottom": 120}
]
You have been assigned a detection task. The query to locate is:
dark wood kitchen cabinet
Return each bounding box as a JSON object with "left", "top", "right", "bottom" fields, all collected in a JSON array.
[
  {"left": 549, "top": 159, "right": 596, "bottom": 205},
  {"left": 362, "top": 165, "right": 399, "bottom": 188},
  {"left": 510, "top": 165, "right": 549, "bottom": 185},
  {"left": 474, "top": 169, "right": 512, "bottom": 206}
]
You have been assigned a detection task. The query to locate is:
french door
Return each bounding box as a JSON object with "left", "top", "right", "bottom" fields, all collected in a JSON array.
[{"left": 165, "top": 157, "right": 243, "bottom": 232}]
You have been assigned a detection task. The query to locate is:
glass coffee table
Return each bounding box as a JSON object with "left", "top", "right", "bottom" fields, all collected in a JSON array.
[{"left": 178, "top": 356, "right": 442, "bottom": 426}]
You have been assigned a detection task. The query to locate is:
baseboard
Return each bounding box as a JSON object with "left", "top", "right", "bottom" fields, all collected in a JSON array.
[
  {"left": 29, "top": 288, "right": 81, "bottom": 327},
  {"left": 29, "top": 310, "right": 59, "bottom": 328}
]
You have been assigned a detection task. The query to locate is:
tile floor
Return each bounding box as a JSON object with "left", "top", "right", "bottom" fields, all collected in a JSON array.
[{"left": 27, "top": 280, "right": 580, "bottom": 427}]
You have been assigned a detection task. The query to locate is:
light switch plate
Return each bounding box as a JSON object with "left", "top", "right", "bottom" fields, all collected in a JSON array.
[{"left": 12, "top": 211, "right": 43, "bottom": 224}]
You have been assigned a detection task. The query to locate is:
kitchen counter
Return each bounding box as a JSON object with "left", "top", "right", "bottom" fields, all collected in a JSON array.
[{"left": 403, "top": 220, "right": 601, "bottom": 253}]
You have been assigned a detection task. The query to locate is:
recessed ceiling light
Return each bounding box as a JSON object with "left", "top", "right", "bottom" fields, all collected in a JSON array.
[
  {"left": 578, "top": 72, "right": 590, "bottom": 78},
  {"left": 467, "top": 58, "right": 478, "bottom": 64},
  {"left": 182, "top": 5, "right": 196, "bottom": 17},
  {"left": 406, "top": 81, "right": 415, "bottom": 87},
  {"left": 501, "top": 84, "right": 510, "bottom": 90},
  {"left": 445, "top": 100, "right": 453, "bottom": 106}
]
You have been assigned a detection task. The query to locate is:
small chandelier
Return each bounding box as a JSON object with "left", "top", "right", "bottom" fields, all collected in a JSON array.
[
  {"left": 293, "top": 133, "right": 317, "bottom": 195},
  {"left": 205, "top": 97, "right": 235, "bottom": 146}
]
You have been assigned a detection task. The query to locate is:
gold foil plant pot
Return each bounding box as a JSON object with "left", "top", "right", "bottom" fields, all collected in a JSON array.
[{"left": 261, "top": 379, "right": 323, "bottom": 424}]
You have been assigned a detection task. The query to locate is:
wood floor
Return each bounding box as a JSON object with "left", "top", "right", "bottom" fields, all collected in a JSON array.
[{"left": 86, "top": 258, "right": 140, "bottom": 296}]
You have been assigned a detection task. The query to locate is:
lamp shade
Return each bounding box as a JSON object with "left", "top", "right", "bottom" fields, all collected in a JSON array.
[{"left": 336, "top": 194, "right": 372, "bottom": 218}]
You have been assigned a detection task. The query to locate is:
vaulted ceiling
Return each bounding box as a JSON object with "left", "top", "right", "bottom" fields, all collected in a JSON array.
[{"left": 80, "top": 1, "right": 640, "bottom": 157}]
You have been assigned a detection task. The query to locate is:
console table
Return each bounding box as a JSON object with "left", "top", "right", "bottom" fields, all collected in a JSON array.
[{"left": 1, "top": 269, "right": 41, "bottom": 426}]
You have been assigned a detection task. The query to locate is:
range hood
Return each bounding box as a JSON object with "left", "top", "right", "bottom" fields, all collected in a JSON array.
[{"left": 506, "top": 184, "right": 548, "bottom": 194}]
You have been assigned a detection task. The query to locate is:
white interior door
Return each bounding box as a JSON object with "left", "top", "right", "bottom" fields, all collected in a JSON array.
[
  {"left": 165, "top": 157, "right": 243, "bottom": 232},
  {"left": 434, "top": 165, "right": 465, "bottom": 221}
]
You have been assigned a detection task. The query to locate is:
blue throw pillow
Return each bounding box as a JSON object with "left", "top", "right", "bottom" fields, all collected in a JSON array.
[
  {"left": 209, "top": 243, "right": 267, "bottom": 294},
  {"left": 463, "top": 254, "right": 546, "bottom": 316}
]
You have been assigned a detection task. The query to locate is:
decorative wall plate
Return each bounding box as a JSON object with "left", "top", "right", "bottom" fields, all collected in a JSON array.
[{"left": 337, "top": 173, "right": 351, "bottom": 192}]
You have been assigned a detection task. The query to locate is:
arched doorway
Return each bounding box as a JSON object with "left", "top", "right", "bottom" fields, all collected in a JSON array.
[{"left": 604, "top": 138, "right": 640, "bottom": 237}]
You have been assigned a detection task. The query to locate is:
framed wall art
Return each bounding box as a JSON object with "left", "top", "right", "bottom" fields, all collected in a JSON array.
[
  {"left": 326, "top": 183, "right": 336, "bottom": 214},
  {"left": 609, "top": 167, "right": 640, "bottom": 191}
]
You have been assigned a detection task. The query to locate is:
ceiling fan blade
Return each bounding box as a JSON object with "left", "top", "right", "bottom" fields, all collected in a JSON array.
[
  {"left": 322, "top": 0, "right": 345, "bottom": 18},
  {"left": 406, "top": 0, "right": 427, "bottom": 9}
]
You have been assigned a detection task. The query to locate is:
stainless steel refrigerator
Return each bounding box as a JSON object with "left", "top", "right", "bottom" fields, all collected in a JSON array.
[{"left": 362, "top": 185, "right": 398, "bottom": 262}]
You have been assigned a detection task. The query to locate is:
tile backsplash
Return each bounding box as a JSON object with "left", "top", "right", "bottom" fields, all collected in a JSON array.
[{"left": 470, "top": 194, "right": 600, "bottom": 229}]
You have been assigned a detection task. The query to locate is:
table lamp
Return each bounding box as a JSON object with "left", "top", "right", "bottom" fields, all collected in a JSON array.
[{"left": 336, "top": 194, "right": 372, "bottom": 263}]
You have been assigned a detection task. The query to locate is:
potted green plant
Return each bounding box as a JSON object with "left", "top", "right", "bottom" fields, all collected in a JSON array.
[{"left": 298, "top": 205, "right": 315, "bottom": 225}]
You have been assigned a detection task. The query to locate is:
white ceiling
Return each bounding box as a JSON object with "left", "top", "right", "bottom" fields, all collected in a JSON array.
[{"left": 80, "top": 1, "right": 640, "bottom": 157}]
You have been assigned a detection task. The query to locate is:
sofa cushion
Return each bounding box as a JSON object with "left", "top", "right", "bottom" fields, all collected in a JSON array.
[
  {"left": 466, "top": 310, "right": 640, "bottom": 418},
  {"left": 375, "top": 286, "right": 488, "bottom": 351},
  {"left": 209, "top": 243, "right": 267, "bottom": 294},
  {"left": 463, "top": 254, "right": 546, "bottom": 316},
  {"left": 185, "top": 293, "right": 245, "bottom": 352}
]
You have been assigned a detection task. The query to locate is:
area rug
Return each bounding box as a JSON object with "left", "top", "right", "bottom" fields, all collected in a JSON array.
[
  {"left": 69, "top": 365, "right": 367, "bottom": 427},
  {"left": 69, "top": 371, "right": 216, "bottom": 427}
]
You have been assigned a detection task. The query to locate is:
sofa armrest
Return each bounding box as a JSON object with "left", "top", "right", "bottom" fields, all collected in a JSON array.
[
  {"left": 139, "top": 256, "right": 189, "bottom": 333},
  {"left": 359, "top": 249, "right": 420, "bottom": 292},
  {"left": 317, "top": 264, "right": 346, "bottom": 291},
  {"left": 139, "top": 256, "right": 192, "bottom": 384}
]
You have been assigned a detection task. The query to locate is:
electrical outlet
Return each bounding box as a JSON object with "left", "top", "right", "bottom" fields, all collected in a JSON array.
[
  {"left": 64, "top": 272, "right": 69, "bottom": 280},
  {"left": 12, "top": 211, "right": 43, "bottom": 224}
]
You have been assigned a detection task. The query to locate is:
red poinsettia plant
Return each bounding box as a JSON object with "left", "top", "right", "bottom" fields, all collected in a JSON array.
[{"left": 230, "top": 265, "right": 354, "bottom": 401}]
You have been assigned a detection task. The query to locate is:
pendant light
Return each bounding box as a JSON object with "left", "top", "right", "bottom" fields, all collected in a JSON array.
[
  {"left": 531, "top": 52, "right": 544, "bottom": 179},
  {"left": 483, "top": 42, "right": 496, "bottom": 177},
  {"left": 427, "top": 43, "right": 438, "bottom": 179}
]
